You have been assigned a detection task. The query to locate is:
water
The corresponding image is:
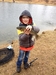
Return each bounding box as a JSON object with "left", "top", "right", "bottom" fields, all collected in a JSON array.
[{"left": 0, "top": 2, "right": 56, "bottom": 44}]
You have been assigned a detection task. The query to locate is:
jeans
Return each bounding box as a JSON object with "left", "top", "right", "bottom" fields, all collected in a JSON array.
[{"left": 17, "top": 50, "right": 30, "bottom": 67}]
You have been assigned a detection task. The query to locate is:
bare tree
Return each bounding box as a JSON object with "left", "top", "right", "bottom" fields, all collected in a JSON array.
[
  {"left": 45, "top": 0, "right": 49, "bottom": 3},
  {"left": 13, "top": 0, "right": 15, "bottom": 2},
  {"left": 2, "top": 0, "right": 4, "bottom": 1}
]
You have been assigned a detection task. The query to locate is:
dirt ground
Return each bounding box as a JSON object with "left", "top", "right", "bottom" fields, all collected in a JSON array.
[{"left": 0, "top": 29, "right": 56, "bottom": 75}]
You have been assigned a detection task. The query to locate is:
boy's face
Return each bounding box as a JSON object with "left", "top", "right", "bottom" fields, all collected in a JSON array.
[{"left": 22, "top": 16, "right": 30, "bottom": 24}]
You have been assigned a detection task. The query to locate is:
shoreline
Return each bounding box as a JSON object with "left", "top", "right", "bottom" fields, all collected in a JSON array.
[
  {"left": 0, "top": 29, "right": 56, "bottom": 46},
  {"left": 0, "top": 0, "right": 56, "bottom": 6}
]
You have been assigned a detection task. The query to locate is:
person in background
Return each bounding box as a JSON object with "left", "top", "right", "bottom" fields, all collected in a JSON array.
[{"left": 16, "top": 10, "right": 40, "bottom": 73}]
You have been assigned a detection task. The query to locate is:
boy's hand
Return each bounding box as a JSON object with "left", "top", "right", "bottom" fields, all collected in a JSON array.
[
  {"left": 24, "top": 29, "right": 31, "bottom": 35},
  {"left": 24, "top": 25, "right": 32, "bottom": 35},
  {"left": 26, "top": 25, "right": 32, "bottom": 31}
]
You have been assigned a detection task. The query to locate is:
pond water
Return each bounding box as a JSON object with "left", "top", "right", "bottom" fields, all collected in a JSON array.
[{"left": 0, "top": 2, "right": 56, "bottom": 44}]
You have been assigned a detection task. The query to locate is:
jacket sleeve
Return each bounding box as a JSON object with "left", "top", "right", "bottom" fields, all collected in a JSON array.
[
  {"left": 19, "top": 33, "right": 29, "bottom": 41},
  {"left": 32, "top": 26, "right": 40, "bottom": 33}
]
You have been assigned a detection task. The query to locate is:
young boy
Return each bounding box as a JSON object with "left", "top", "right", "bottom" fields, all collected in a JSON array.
[{"left": 17, "top": 10, "right": 40, "bottom": 73}]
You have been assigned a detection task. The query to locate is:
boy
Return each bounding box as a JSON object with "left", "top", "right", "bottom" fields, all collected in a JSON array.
[{"left": 17, "top": 10, "right": 40, "bottom": 73}]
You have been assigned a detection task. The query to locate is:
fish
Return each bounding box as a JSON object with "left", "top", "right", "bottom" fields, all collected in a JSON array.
[{"left": 16, "top": 26, "right": 37, "bottom": 35}]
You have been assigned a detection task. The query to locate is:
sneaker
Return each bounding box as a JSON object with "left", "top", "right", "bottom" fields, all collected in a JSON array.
[
  {"left": 24, "top": 63, "right": 30, "bottom": 69},
  {"left": 17, "top": 67, "right": 21, "bottom": 73}
]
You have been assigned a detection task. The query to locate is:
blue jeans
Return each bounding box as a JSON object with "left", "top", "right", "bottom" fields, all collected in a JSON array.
[{"left": 17, "top": 50, "right": 30, "bottom": 67}]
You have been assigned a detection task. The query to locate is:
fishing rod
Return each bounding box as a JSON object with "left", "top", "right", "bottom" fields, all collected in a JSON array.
[
  {"left": 13, "top": 58, "right": 38, "bottom": 75},
  {"left": 29, "top": 58, "right": 38, "bottom": 66}
]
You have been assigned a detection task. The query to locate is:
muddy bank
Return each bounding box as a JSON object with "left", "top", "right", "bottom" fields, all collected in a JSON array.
[{"left": 0, "top": 29, "right": 56, "bottom": 75}]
